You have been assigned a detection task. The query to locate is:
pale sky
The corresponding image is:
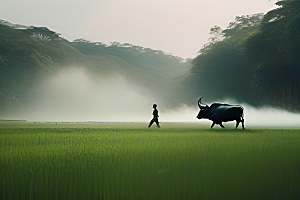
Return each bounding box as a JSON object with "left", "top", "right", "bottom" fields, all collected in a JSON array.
[{"left": 1, "top": 0, "right": 279, "bottom": 58}]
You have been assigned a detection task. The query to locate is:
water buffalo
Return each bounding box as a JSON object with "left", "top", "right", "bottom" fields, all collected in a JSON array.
[{"left": 196, "top": 97, "right": 244, "bottom": 129}]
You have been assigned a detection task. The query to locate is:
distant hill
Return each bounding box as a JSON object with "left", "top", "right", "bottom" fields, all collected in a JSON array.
[{"left": 0, "top": 20, "right": 191, "bottom": 111}]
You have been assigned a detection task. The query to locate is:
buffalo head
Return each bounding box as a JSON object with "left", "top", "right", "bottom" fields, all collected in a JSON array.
[{"left": 197, "top": 97, "right": 209, "bottom": 119}]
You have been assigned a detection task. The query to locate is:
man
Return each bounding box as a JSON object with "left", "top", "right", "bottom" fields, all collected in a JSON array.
[{"left": 148, "top": 104, "right": 160, "bottom": 128}]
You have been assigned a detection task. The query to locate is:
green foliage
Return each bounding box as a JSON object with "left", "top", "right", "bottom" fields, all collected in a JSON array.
[
  {"left": 222, "top": 14, "right": 264, "bottom": 40},
  {"left": 1, "top": 122, "right": 300, "bottom": 199},
  {"left": 245, "top": 1, "right": 300, "bottom": 110}
]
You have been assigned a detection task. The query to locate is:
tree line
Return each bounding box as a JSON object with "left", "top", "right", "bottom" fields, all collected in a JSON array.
[{"left": 183, "top": 1, "right": 300, "bottom": 112}]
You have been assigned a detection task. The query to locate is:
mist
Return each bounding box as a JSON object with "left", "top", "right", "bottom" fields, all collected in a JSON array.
[
  {"left": 6, "top": 67, "right": 155, "bottom": 122},
  {"left": 160, "top": 104, "right": 300, "bottom": 128},
  {"left": 1, "top": 67, "right": 152, "bottom": 121},
  {"left": 242, "top": 105, "right": 300, "bottom": 128},
  {"left": 2, "top": 67, "right": 299, "bottom": 128}
]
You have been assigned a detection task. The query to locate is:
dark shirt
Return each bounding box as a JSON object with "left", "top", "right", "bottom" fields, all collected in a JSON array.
[{"left": 153, "top": 109, "right": 159, "bottom": 118}]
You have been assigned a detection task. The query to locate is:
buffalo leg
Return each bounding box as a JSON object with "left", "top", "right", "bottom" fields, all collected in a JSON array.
[
  {"left": 236, "top": 120, "right": 240, "bottom": 129},
  {"left": 211, "top": 122, "right": 215, "bottom": 128},
  {"left": 219, "top": 123, "right": 225, "bottom": 128},
  {"left": 241, "top": 117, "right": 245, "bottom": 129}
]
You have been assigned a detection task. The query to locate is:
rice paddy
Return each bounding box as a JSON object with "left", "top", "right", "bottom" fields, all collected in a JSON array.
[{"left": 1, "top": 121, "right": 300, "bottom": 200}]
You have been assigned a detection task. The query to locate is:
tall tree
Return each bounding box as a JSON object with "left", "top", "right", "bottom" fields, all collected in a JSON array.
[
  {"left": 183, "top": 14, "right": 264, "bottom": 105},
  {"left": 246, "top": 0, "right": 300, "bottom": 110}
]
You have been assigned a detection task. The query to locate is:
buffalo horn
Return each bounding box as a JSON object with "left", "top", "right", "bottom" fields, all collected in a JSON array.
[{"left": 198, "top": 97, "right": 208, "bottom": 109}]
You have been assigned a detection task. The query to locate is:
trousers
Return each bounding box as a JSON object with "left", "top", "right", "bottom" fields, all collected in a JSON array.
[{"left": 148, "top": 118, "right": 160, "bottom": 128}]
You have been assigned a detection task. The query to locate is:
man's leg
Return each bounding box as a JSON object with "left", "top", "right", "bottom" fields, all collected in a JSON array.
[
  {"left": 155, "top": 118, "right": 160, "bottom": 128},
  {"left": 148, "top": 119, "right": 155, "bottom": 128}
]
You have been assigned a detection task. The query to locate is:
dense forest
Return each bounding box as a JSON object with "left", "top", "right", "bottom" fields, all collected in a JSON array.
[
  {"left": 1, "top": 0, "right": 300, "bottom": 115},
  {"left": 182, "top": 0, "right": 300, "bottom": 112}
]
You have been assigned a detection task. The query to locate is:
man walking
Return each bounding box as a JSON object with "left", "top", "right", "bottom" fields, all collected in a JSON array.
[{"left": 148, "top": 104, "right": 160, "bottom": 128}]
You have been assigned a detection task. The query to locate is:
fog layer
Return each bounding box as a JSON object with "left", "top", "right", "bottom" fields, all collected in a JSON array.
[
  {"left": 4, "top": 67, "right": 300, "bottom": 128},
  {"left": 7, "top": 67, "right": 155, "bottom": 122},
  {"left": 161, "top": 104, "right": 300, "bottom": 128}
]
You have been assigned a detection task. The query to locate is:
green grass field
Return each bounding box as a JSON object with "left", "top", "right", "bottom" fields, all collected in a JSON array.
[{"left": 1, "top": 121, "right": 300, "bottom": 200}]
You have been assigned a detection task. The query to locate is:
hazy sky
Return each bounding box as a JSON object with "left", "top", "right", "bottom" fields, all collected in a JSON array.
[{"left": 1, "top": 0, "right": 278, "bottom": 58}]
